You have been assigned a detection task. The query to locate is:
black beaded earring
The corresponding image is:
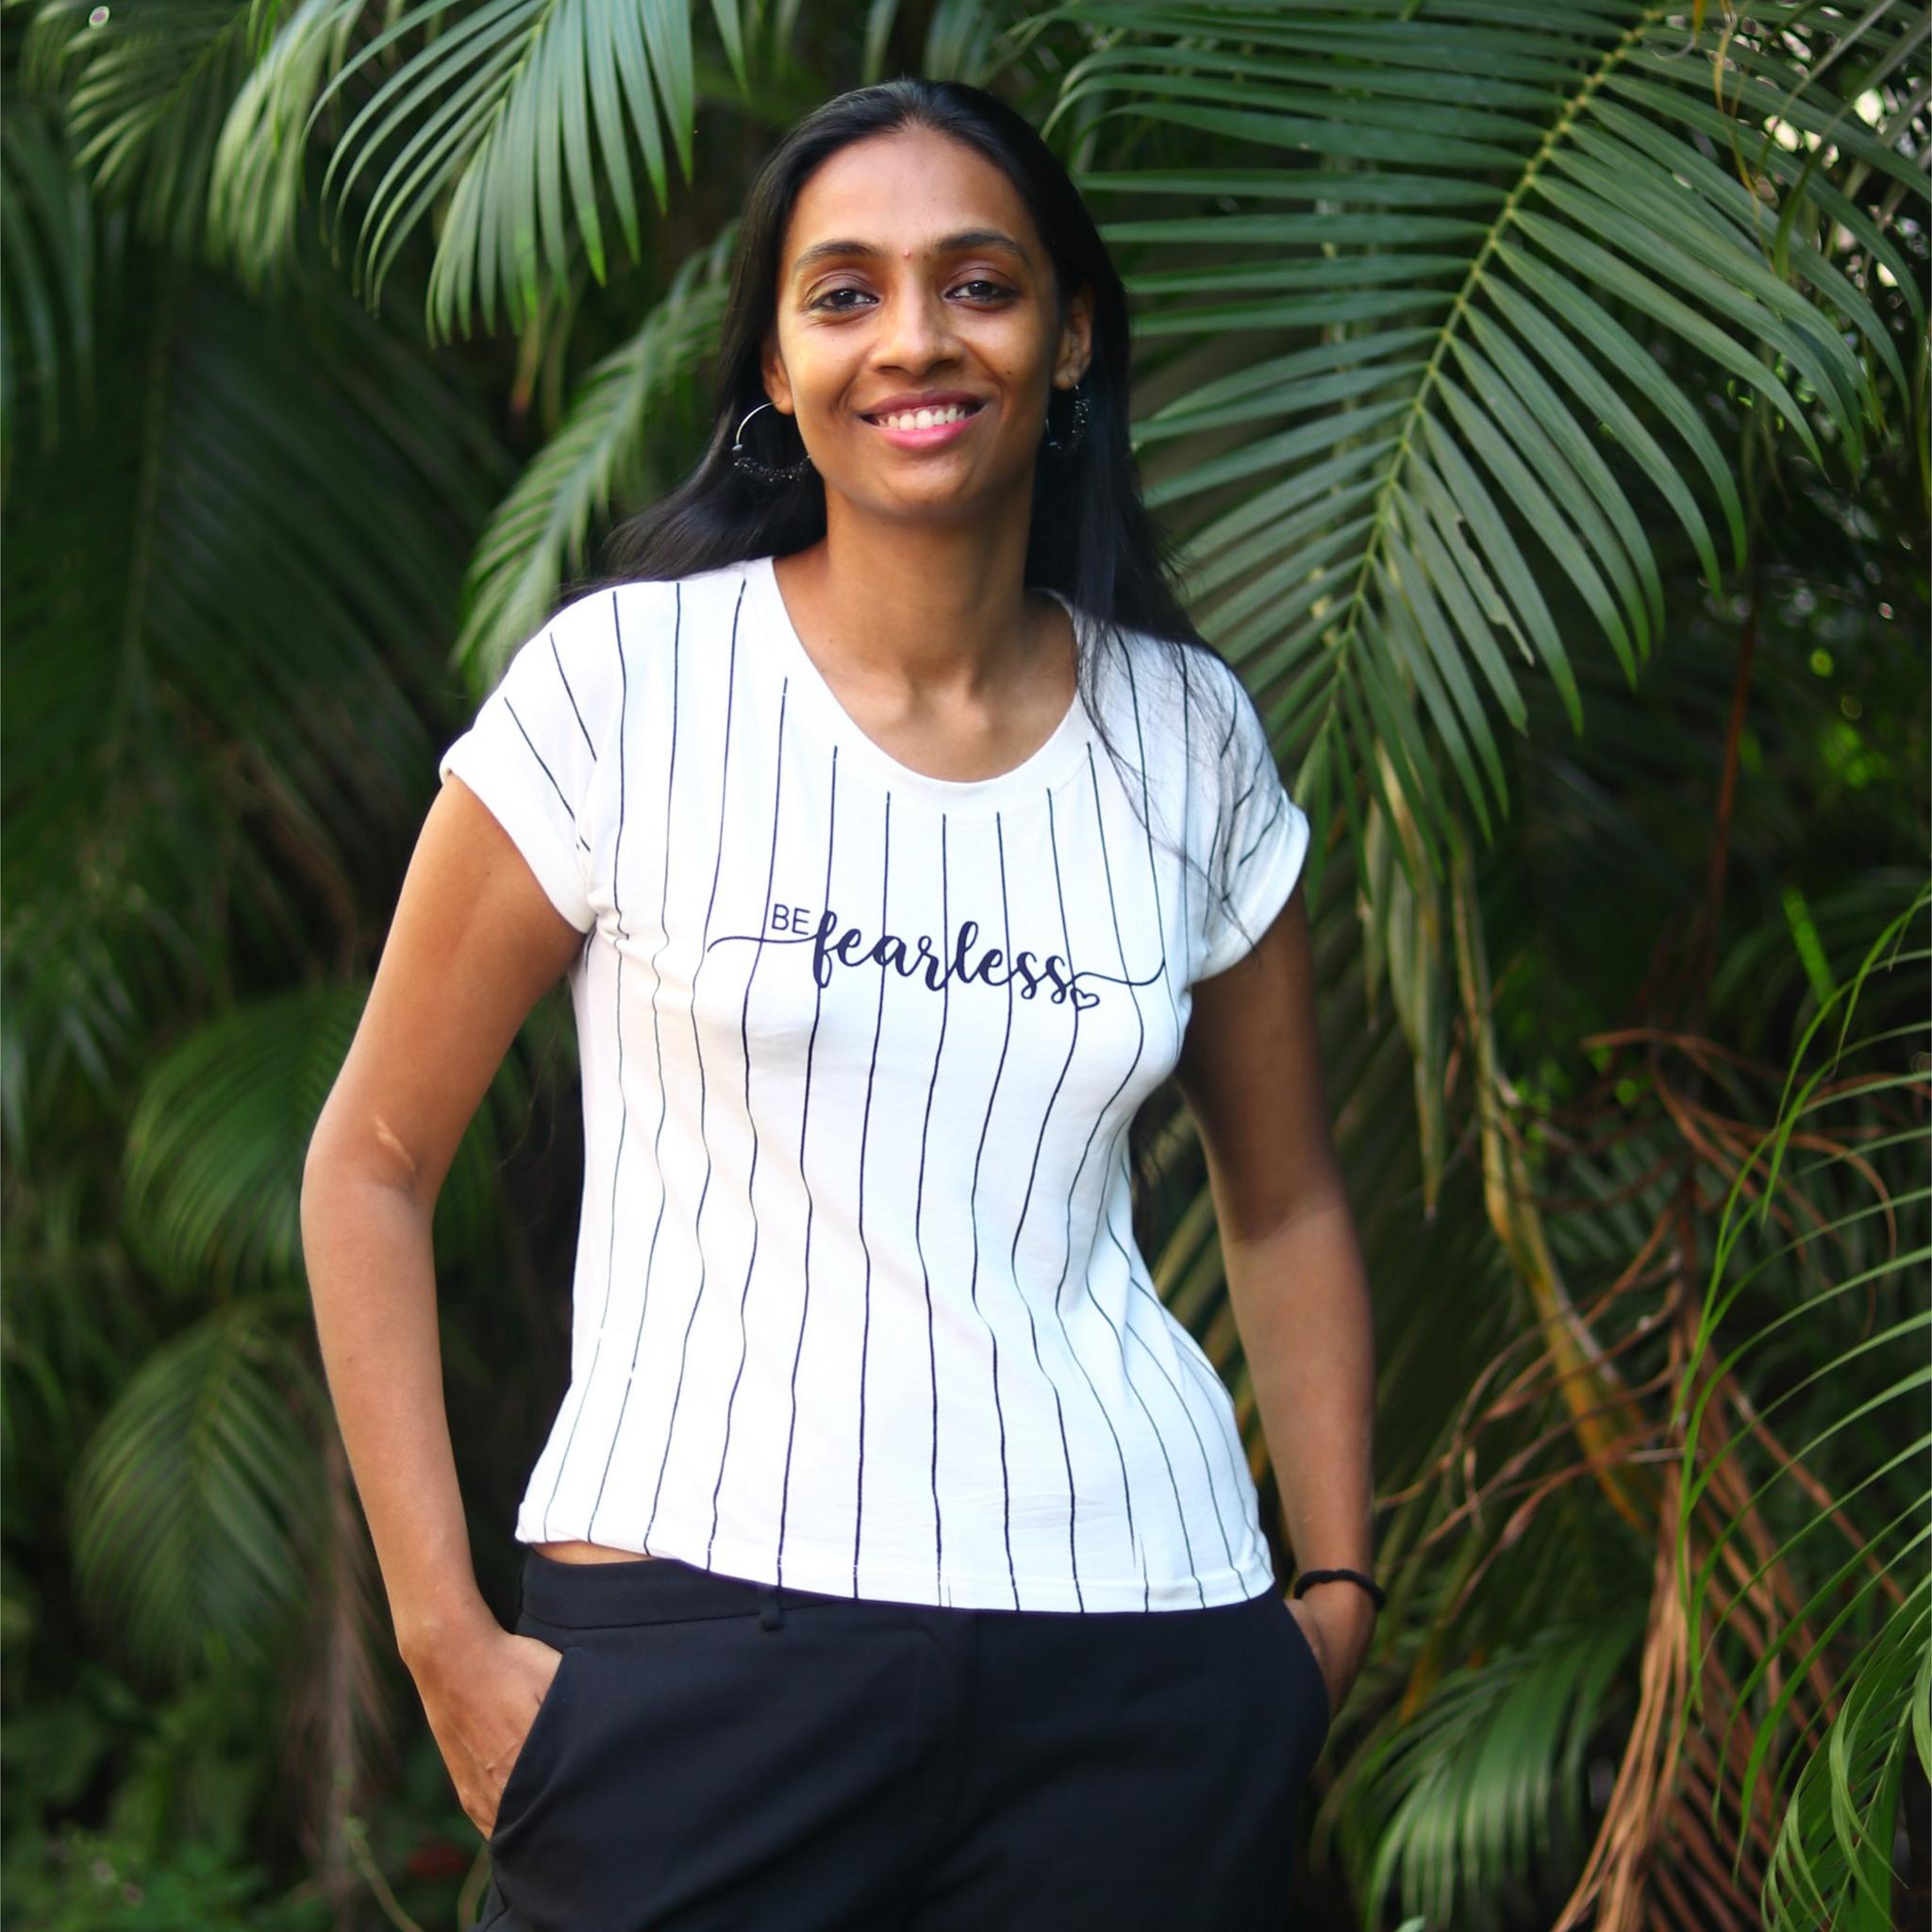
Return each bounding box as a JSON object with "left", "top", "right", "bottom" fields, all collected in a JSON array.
[
  {"left": 1041, "top": 377, "right": 1091, "bottom": 457},
  {"left": 732, "top": 401, "right": 814, "bottom": 484}
]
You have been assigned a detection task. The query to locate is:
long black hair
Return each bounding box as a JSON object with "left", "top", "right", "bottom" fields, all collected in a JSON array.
[
  {"left": 574, "top": 76, "right": 1277, "bottom": 1251},
  {"left": 583, "top": 76, "right": 1203, "bottom": 651}
]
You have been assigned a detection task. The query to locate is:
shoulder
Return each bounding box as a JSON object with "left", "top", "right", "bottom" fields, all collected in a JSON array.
[
  {"left": 1090, "top": 620, "right": 1249, "bottom": 784},
  {"left": 525, "top": 566, "right": 750, "bottom": 694}
]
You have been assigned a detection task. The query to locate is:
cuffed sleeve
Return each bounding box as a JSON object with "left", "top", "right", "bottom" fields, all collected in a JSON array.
[
  {"left": 1194, "top": 669, "right": 1309, "bottom": 981},
  {"left": 438, "top": 599, "right": 610, "bottom": 934}
]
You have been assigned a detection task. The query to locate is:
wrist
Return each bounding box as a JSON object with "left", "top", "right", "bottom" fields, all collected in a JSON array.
[
  {"left": 1297, "top": 1575, "right": 1378, "bottom": 1626},
  {"left": 395, "top": 1591, "right": 501, "bottom": 1674},
  {"left": 1291, "top": 1562, "right": 1385, "bottom": 1612}
]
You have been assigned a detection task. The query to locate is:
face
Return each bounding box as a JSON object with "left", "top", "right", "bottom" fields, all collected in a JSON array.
[{"left": 760, "top": 125, "right": 1093, "bottom": 525}]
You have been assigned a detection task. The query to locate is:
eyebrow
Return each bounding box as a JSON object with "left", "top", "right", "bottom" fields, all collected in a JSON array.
[{"left": 789, "top": 228, "right": 1031, "bottom": 279}]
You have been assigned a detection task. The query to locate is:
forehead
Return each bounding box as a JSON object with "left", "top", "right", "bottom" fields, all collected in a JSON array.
[{"left": 781, "top": 126, "right": 1039, "bottom": 272}]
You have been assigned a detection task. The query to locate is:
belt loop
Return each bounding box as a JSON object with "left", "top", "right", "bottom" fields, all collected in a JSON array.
[{"left": 758, "top": 1579, "right": 785, "bottom": 1631}]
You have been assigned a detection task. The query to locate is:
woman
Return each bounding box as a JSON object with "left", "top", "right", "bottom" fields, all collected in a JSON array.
[{"left": 301, "top": 76, "right": 1379, "bottom": 1932}]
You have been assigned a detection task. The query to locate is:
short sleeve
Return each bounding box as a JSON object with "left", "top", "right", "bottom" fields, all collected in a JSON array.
[
  {"left": 1194, "top": 670, "right": 1310, "bottom": 981},
  {"left": 437, "top": 595, "right": 613, "bottom": 934}
]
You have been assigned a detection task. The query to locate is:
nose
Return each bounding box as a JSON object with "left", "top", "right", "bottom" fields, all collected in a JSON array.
[{"left": 870, "top": 279, "right": 961, "bottom": 374}]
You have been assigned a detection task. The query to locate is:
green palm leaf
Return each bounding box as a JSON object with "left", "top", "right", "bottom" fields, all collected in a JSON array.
[
  {"left": 122, "top": 983, "right": 515, "bottom": 1297},
  {"left": 456, "top": 223, "right": 735, "bottom": 672},
  {"left": 1054, "top": 0, "right": 1921, "bottom": 916},
  {"left": 0, "top": 87, "right": 99, "bottom": 467},
  {"left": 206, "top": 0, "right": 369, "bottom": 296},
  {"left": 1, "top": 261, "right": 504, "bottom": 1124},
  {"left": 1674, "top": 883, "right": 1931, "bottom": 1932},
  {"left": 67, "top": 1297, "right": 327, "bottom": 1682},
  {"left": 297, "top": 0, "right": 708, "bottom": 340},
  {"left": 18, "top": 0, "right": 259, "bottom": 260},
  {"left": 1344, "top": 1618, "right": 1642, "bottom": 1932}
]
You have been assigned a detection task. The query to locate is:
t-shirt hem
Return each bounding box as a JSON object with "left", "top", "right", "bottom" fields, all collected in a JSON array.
[{"left": 514, "top": 1506, "right": 1280, "bottom": 1614}]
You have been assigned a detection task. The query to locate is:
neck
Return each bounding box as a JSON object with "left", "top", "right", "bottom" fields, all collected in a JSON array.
[{"left": 786, "top": 492, "right": 1047, "bottom": 700}]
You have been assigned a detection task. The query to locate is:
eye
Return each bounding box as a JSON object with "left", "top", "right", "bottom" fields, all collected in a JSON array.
[
  {"left": 807, "top": 277, "right": 1016, "bottom": 313},
  {"left": 808, "top": 286, "right": 875, "bottom": 312}
]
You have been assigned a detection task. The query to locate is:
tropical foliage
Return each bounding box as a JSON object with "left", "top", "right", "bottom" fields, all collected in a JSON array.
[{"left": 4, "top": 3, "right": 1924, "bottom": 1928}]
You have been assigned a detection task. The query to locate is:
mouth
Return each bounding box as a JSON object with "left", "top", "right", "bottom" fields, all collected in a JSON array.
[{"left": 860, "top": 398, "right": 988, "bottom": 446}]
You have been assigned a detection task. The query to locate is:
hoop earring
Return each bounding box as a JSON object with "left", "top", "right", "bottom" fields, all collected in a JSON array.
[
  {"left": 732, "top": 401, "right": 814, "bottom": 484},
  {"left": 1041, "top": 378, "right": 1090, "bottom": 457}
]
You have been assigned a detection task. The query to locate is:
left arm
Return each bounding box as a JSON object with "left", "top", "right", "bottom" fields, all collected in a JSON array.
[{"left": 1174, "top": 880, "right": 1378, "bottom": 1717}]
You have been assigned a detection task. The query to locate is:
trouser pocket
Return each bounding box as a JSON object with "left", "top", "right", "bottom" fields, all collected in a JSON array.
[
  {"left": 487, "top": 1640, "right": 587, "bottom": 1848},
  {"left": 483, "top": 1558, "right": 935, "bottom": 1932},
  {"left": 1269, "top": 1591, "right": 1333, "bottom": 1772}
]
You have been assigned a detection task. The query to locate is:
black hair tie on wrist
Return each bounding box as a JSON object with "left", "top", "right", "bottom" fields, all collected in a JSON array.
[{"left": 1291, "top": 1567, "right": 1387, "bottom": 1612}]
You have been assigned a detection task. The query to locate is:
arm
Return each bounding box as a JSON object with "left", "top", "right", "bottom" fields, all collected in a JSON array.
[
  {"left": 1174, "top": 880, "right": 1377, "bottom": 1713},
  {"left": 298, "top": 772, "right": 585, "bottom": 1828}
]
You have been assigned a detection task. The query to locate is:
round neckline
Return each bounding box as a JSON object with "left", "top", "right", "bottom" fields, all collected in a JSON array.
[{"left": 744, "top": 552, "right": 1095, "bottom": 811}]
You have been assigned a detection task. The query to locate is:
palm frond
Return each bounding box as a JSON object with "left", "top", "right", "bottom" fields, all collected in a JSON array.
[
  {"left": 1055, "top": 0, "right": 1924, "bottom": 919},
  {"left": 0, "top": 86, "right": 99, "bottom": 468},
  {"left": 1, "top": 262, "right": 506, "bottom": 1129},
  {"left": 299, "top": 0, "right": 706, "bottom": 341},
  {"left": 19, "top": 0, "right": 259, "bottom": 259},
  {"left": 1339, "top": 1619, "right": 1643, "bottom": 1932},
  {"left": 206, "top": 0, "right": 367, "bottom": 296},
  {"left": 1675, "top": 882, "right": 1931, "bottom": 1932},
  {"left": 67, "top": 1298, "right": 327, "bottom": 1683},
  {"left": 455, "top": 223, "right": 736, "bottom": 675},
  {"left": 121, "top": 983, "right": 512, "bottom": 1296}
]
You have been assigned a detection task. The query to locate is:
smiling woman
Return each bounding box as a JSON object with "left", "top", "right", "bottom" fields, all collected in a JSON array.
[
  {"left": 301, "top": 73, "right": 1376, "bottom": 1932},
  {"left": 777, "top": 192, "right": 1056, "bottom": 470}
]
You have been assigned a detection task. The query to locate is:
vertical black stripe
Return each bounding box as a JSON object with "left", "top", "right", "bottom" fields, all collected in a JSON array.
[
  {"left": 1144, "top": 1281, "right": 1253, "bottom": 1507},
  {"left": 1129, "top": 671, "right": 1254, "bottom": 1554},
  {"left": 503, "top": 697, "right": 574, "bottom": 819},
  {"left": 587, "top": 585, "right": 681, "bottom": 1541},
  {"left": 775, "top": 743, "right": 838, "bottom": 1586},
  {"left": 1097, "top": 1134, "right": 1242, "bottom": 1571},
  {"left": 1080, "top": 737, "right": 1208, "bottom": 1605},
  {"left": 964, "top": 815, "right": 1022, "bottom": 1608},
  {"left": 707, "top": 675, "right": 789, "bottom": 1564},
  {"left": 1037, "top": 787, "right": 1143, "bottom": 1592},
  {"left": 540, "top": 590, "right": 627, "bottom": 1538},
  {"left": 966, "top": 808, "right": 1027, "bottom": 1607},
  {"left": 850, "top": 791, "right": 891, "bottom": 1593},
  {"left": 1120, "top": 644, "right": 1183, "bottom": 1049},
  {"left": 911, "top": 817, "right": 953, "bottom": 1598},
  {"left": 1074, "top": 1279, "right": 1208, "bottom": 1609},
  {"left": 1180, "top": 667, "right": 1193, "bottom": 979},
  {"left": 549, "top": 627, "right": 596, "bottom": 755},
  {"left": 994, "top": 808, "right": 1084, "bottom": 1608},
  {"left": 645, "top": 575, "right": 742, "bottom": 1541},
  {"left": 1205, "top": 664, "right": 1244, "bottom": 908}
]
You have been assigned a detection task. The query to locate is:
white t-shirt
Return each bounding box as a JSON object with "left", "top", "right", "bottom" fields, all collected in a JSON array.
[{"left": 438, "top": 552, "right": 1309, "bottom": 1612}]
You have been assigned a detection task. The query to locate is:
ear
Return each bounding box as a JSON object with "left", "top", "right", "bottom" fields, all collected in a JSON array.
[
  {"left": 1054, "top": 280, "right": 1095, "bottom": 390},
  {"left": 761, "top": 327, "right": 796, "bottom": 417}
]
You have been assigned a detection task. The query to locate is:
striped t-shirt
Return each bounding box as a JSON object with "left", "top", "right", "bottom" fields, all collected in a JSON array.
[{"left": 438, "top": 552, "right": 1310, "bottom": 1612}]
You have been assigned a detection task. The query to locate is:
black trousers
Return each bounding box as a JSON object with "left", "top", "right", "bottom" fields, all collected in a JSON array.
[{"left": 476, "top": 1549, "right": 1331, "bottom": 1931}]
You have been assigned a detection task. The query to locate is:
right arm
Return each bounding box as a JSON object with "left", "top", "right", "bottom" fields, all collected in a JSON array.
[{"left": 298, "top": 772, "right": 585, "bottom": 1834}]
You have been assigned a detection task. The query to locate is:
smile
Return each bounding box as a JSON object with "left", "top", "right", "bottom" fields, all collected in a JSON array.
[{"left": 861, "top": 399, "right": 986, "bottom": 445}]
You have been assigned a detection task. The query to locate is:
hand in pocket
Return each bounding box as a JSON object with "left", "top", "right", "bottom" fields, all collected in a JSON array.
[{"left": 412, "top": 1628, "right": 568, "bottom": 1837}]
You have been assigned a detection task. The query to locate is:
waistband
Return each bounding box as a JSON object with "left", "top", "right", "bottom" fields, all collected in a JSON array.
[{"left": 517, "top": 1549, "right": 860, "bottom": 1631}]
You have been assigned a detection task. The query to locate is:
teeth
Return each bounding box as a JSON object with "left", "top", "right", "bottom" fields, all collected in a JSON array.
[{"left": 875, "top": 403, "right": 974, "bottom": 429}]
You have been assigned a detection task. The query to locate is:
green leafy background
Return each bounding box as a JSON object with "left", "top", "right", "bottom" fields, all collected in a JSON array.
[{"left": 3, "top": 3, "right": 1925, "bottom": 1927}]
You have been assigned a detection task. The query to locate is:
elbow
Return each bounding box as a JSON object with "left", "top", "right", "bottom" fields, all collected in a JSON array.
[{"left": 299, "top": 1103, "right": 431, "bottom": 1257}]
